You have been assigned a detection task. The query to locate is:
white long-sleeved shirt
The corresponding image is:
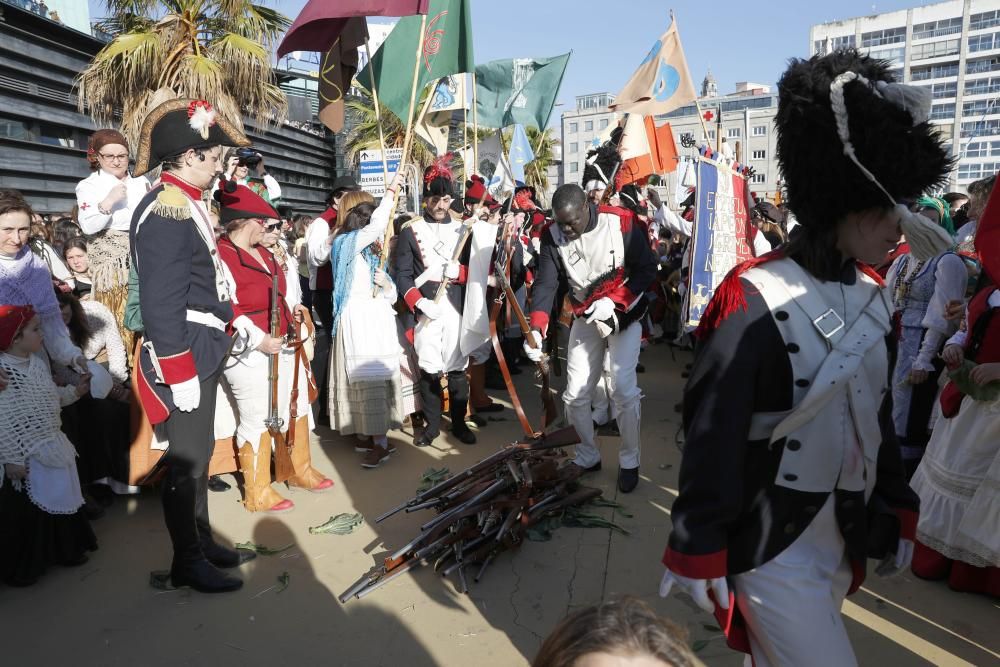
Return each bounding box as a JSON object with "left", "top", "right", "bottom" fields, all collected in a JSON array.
[
  {"left": 654, "top": 203, "right": 692, "bottom": 239},
  {"left": 75, "top": 169, "right": 151, "bottom": 235},
  {"left": 305, "top": 215, "right": 334, "bottom": 290},
  {"left": 80, "top": 300, "right": 128, "bottom": 383}
]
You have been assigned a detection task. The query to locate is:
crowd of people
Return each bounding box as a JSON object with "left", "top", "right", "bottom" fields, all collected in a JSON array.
[{"left": 0, "top": 47, "right": 997, "bottom": 667}]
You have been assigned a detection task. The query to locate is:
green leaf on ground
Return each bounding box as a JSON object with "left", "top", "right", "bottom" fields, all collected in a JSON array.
[
  {"left": 308, "top": 512, "right": 364, "bottom": 535},
  {"left": 234, "top": 541, "right": 294, "bottom": 555}
]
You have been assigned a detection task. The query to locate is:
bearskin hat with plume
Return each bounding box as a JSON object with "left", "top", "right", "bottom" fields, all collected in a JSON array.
[
  {"left": 423, "top": 153, "right": 456, "bottom": 199},
  {"left": 776, "top": 50, "right": 952, "bottom": 229},
  {"left": 581, "top": 126, "right": 623, "bottom": 192}
]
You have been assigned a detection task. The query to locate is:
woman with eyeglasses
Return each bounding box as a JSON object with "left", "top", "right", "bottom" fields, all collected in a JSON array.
[
  {"left": 213, "top": 180, "right": 332, "bottom": 514},
  {"left": 74, "top": 129, "right": 150, "bottom": 359}
]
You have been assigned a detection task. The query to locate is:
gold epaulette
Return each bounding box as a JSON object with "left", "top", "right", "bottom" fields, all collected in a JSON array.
[
  {"left": 151, "top": 183, "right": 191, "bottom": 221},
  {"left": 399, "top": 214, "right": 422, "bottom": 231}
]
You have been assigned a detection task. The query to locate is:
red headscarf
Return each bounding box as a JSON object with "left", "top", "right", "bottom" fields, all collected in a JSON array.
[{"left": 0, "top": 305, "right": 36, "bottom": 350}]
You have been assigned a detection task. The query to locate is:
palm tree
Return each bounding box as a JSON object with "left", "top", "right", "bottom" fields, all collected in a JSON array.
[
  {"left": 343, "top": 90, "right": 437, "bottom": 172},
  {"left": 523, "top": 126, "right": 559, "bottom": 192},
  {"left": 77, "top": 0, "right": 290, "bottom": 144}
]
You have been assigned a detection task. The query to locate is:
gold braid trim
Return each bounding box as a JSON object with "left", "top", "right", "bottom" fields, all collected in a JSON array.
[{"left": 151, "top": 184, "right": 191, "bottom": 221}]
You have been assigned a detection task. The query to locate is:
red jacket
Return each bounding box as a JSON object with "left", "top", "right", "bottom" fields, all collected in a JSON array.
[{"left": 218, "top": 237, "right": 293, "bottom": 338}]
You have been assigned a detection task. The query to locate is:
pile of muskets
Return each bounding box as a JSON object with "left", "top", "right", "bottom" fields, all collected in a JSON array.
[{"left": 339, "top": 426, "right": 601, "bottom": 603}]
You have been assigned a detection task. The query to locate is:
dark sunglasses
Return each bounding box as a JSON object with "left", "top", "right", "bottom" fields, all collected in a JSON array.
[{"left": 264, "top": 221, "right": 282, "bottom": 232}]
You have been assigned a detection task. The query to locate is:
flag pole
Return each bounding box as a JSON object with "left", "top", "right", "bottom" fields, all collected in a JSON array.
[
  {"left": 364, "top": 35, "right": 391, "bottom": 190},
  {"left": 375, "top": 12, "right": 429, "bottom": 292},
  {"left": 462, "top": 74, "right": 468, "bottom": 194},
  {"left": 472, "top": 71, "right": 480, "bottom": 172}
]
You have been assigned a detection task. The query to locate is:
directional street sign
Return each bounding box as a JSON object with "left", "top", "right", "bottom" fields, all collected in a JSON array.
[{"left": 358, "top": 147, "right": 404, "bottom": 197}]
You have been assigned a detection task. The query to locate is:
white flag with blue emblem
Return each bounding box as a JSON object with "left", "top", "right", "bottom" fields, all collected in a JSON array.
[
  {"left": 508, "top": 124, "right": 534, "bottom": 185},
  {"left": 610, "top": 18, "right": 697, "bottom": 116},
  {"left": 461, "top": 132, "right": 513, "bottom": 197}
]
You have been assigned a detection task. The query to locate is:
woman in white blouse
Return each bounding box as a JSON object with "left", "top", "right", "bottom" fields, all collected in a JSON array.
[{"left": 74, "top": 129, "right": 150, "bottom": 358}]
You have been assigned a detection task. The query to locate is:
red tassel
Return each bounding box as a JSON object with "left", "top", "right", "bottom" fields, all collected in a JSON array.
[{"left": 694, "top": 250, "right": 785, "bottom": 340}]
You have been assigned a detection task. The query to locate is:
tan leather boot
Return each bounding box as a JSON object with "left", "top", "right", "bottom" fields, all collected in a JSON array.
[
  {"left": 237, "top": 440, "right": 294, "bottom": 512},
  {"left": 285, "top": 417, "right": 334, "bottom": 492}
]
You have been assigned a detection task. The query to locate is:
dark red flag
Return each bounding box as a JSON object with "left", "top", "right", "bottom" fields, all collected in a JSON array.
[{"left": 277, "top": 0, "right": 431, "bottom": 58}]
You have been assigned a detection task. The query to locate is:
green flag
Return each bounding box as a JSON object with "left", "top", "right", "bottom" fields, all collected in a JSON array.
[
  {"left": 356, "top": 0, "right": 474, "bottom": 124},
  {"left": 474, "top": 53, "right": 571, "bottom": 130}
]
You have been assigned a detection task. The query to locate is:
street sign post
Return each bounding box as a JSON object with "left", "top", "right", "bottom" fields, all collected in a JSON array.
[{"left": 358, "top": 147, "right": 403, "bottom": 197}]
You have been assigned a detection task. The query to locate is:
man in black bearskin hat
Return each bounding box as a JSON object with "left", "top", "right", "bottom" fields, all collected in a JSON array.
[
  {"left": 130, "top": 98, "right": 257, "bottom": 593},
  {"left": 525, "top": 183, "right": 658, "bottom": 493},
  {"left": 395, "top": 161, "right": 494, "bottom": 447},
  {"left": 659, "top": 50, "right": 953, "bottom": 665}
]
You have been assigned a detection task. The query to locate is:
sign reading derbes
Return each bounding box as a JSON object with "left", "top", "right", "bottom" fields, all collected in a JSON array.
[
  {"left": 684, "top": 156, "right": 754, "bottom": 327},
  {"left": 358, "top": 147, "right": 404, "bottom": 197}
]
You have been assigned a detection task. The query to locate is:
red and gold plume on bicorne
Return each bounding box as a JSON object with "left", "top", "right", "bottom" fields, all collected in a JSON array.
[{"left": 424, "top": 153, "right": 455, "bottom": 184}]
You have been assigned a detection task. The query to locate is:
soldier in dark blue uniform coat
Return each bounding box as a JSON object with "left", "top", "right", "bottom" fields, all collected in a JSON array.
[{"left": 129, "top": 98, "right": 256, "bottom": 593}]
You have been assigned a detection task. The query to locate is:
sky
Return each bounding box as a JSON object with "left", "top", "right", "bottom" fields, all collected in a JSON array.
[{"left": 86, "top": 0, "right": 925, "bottom": 111}]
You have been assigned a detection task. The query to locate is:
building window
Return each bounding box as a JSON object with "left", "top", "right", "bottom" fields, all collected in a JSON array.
[
  {"left": 925, "top": 81, "right": 958, "bottom": 99},
  {"left": 912, "top": 62, "right": 960, "bottom": 80},
  {"left": 866, "top": 47, "right": 906, "bottom": 65},
  {"left": 958, "top": 161, "right": 1000, "bottom": 182},
  {"left": 911, "top": 39, "right": 960, "bottom": 61},
  {"left": 963, "top": 141, "right": 1000, "bottom": 158},
  {"left": 38, "top": 123, "right": 78, "bottom": 148},
  {"left": 970, "top": 10, "right": 1000, "bottom": 32},
  {"left": 599, "top": 118, "right": 609, "bottom": 130},
  {"left": 969, "top": 33, "right": 1000, "bottom": 53},
  {"left": 929, "top": 103, "right": 956, "bottom": 121},
  {"left": 569, "top": 162, "right": 579, "bottom": 173},
  {"left": 726, "top": 128, "right": 741, "bottom": 138},
  {"left": 569, "top": 142, "right": 578, "bottom": 154},
  {"left": 832, "top": 35, "right": 856, "bottom": 50},
  {"left": 963, "top": 99, "right": 999, "bottom": 116},
  {"left": 813, "top": 39, "right": 827, "bottom": 56},
  {"left": 751, "top": 150, "right": 765, "bottom": 160},
  {"left": 752, "top": 125, "right": 767, "bottom": 136},
  {"left": 751, "top": 172, "right": 766, "bottom": 184},
  {"left": 968, "top": 57, "right": 1000, "bottom": 75},
  {"left": 568, "top": 122, "right": 578, "bottom": 133},
  {"left": 708, "top": 130, "right": 716, "bottom": 140},
  {"left": 966, "top": 77, "right": 1000, "bottom": 96},
  {"left": 961, "top": 118, "right": 1000, "bottom": 137},
  {"left": 912, "top": 18, "right": 963, "bottom": 40},
  {"left": 861, "top": 27, "right": 905, "bottom": 48},
  {"left": 0, "top": 115, "right": 34, "bottom": 141},
  {"left": 584, "top": 120, "right": 594, "bottom": 132}
]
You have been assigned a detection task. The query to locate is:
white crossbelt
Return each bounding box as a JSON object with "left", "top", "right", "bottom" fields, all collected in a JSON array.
[{"left": 186, "top": 309, "right": 227, "bottom": 331}]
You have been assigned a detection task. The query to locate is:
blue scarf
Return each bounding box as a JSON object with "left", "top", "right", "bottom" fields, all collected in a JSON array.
[{"left": 329, "top": 230, "right": 393, "bottom": 338}]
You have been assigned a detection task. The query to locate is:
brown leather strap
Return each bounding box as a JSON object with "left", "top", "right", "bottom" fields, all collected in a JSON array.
[{"left": 490, "top": 295, "right": 536, "bottom": 437}]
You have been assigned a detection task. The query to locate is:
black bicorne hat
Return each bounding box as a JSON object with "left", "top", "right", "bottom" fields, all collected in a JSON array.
[
  {"left": 423, "top": 155, "right": 455, "bottom": 199},
  {"left": 134, "top": 99, "right": 248, "bottom": 175}
]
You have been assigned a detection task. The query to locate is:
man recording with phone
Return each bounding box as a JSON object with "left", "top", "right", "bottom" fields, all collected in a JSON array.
[{"left": 220, "top": 146, "right": 282, "bottom": 204}]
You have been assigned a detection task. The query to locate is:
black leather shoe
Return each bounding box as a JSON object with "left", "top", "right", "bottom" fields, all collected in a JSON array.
[
  {"left": 466, "top": 413, "right": 487, "bottom": 427},
  {"left": 452, "top": 427, "right": 477, "bottom": 445},
  {"left": 596, "top": 419, "right": 620, "bottom": 436},
  {"left": 201, "top": 540, "right": 256, "bottom": 569},
  {"left": 170, "top": 558, "right": 243, "bottom": 593},
  {"left": 414, "top": 433, "right": 437, "bottom": 447},
  {"left": 618, "top": 467, "right": 639, "bottom": 493},
  {"left": 207, "top": 475, "right": 231, "bottom": 493}
]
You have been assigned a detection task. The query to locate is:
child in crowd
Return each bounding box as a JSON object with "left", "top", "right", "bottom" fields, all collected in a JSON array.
[{"left": 0, "top": 304, "right": 97, "bottom": 586}]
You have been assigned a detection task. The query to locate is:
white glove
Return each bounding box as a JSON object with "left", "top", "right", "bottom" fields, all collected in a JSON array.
[
  {"left": 417, "top": 298, "right": 442, "bottom": 320},
  {"left": 875, "top": 538, "right": 914, "bottom": 577},
  {"left": 584, "top": 297, "right": 617, "bottom": 324},
  {"left": 530, "top": 237, "right": 541, "bottom": 255},
  {"left": 658, "top": 568, "right": 730, "bottom": 614},
  {"left": 443, "top": 261, "right": 460, "bottom": 280},
  {"left": 170, "top": 376, "right": 201, "bottom": 413},
  {"left": 523, "top": 330, "right": 543, "bottom": 363}
]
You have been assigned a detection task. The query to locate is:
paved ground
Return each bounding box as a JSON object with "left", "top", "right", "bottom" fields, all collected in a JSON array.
[{"left": 3, "top": 339, "right": 999, "bottom": 666}]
